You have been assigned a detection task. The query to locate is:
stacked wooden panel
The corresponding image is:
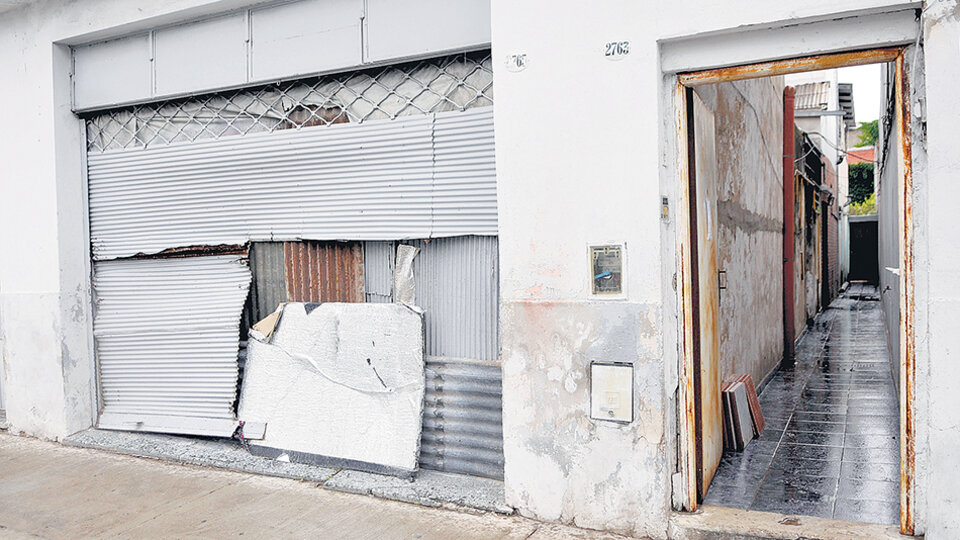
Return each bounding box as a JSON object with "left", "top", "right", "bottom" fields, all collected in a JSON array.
[{"left": 721, "top": 374, "right": 765, "bottom": 451}]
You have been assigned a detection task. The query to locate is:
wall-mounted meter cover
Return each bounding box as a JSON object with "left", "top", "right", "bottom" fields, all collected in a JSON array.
[
  {"left": 590, "top": 362, "right": 633, "bottom": 423},
  {"left": 590, "top": 244, "right": 623, "bottom": 295}
]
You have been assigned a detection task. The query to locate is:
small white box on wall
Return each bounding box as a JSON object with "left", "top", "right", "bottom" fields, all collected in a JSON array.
[{"left": 590, "top": 362, "right": 633, "bottom": 423}]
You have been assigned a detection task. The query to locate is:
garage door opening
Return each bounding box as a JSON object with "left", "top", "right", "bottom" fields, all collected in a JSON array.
[
  {"left": 675, "top": 48, "right": 917, "bottom": 534},
  {"left": 81, "top": 51, "right": 505, "bottom": 483}
]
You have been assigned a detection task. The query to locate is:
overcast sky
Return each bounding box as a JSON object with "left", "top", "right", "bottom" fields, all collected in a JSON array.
[{"left": 837, "top": 63, "right": 882, "bottom": 124}]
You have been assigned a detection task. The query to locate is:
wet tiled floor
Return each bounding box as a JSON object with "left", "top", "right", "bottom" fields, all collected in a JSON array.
[{"left": 704, "top": 283, "right": 900, "bottom": 525}]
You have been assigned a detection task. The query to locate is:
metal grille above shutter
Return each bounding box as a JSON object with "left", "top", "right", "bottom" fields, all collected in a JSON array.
[{"left": 94, "top": 255, "right": 251, "bottom": 436}]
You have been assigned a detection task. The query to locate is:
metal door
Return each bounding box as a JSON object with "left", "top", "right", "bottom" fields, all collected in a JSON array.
[{"left": 693, "top": 93, "right": 722, "bottom": 497}]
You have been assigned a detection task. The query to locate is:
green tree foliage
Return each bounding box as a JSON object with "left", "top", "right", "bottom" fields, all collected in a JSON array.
[
  {"left": 856, "top": 120, "right": 878, "bottom": 147},
  {"left": 849, "top": 162, "right": 874, "bottom": 205},
  {"left": 850, "top": 191, "right": 876, "bottom": 215}
]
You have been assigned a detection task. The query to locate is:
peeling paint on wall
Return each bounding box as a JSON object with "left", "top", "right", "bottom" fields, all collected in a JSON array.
[
  {"left": 694, "top": 78, "right": 785, "bottom": 387},
  {"left": 501, "top": 300, "right": 668, "bottom": 536}
]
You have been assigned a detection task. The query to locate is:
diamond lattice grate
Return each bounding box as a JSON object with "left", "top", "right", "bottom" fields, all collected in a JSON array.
[{"left": 85, "top": 51, "right": 493, "bottom": 153}]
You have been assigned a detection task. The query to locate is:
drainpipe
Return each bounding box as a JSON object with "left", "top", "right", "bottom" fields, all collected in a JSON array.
[{"left": 782, "top": 86, "right": 796, "bottom": 363}]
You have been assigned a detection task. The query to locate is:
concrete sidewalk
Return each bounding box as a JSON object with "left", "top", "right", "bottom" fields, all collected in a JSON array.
[{"left": 0, "top": 433, "right": 629, "bottom": 540}]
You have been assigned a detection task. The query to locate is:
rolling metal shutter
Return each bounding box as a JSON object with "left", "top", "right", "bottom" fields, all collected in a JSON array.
[
  {"left": 94, "top": 256, "right": 251, "bottom": 435},
  {"left": 86, "top": 109, "right": 496, "bottom": 260},
  {"left": 84, "top": 53, "right": 500, "bottom": 451}
]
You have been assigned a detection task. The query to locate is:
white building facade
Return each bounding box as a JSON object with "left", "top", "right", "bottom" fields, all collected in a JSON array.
[{"left": 1, "top": 1, "right": 959, "bottom": 538}]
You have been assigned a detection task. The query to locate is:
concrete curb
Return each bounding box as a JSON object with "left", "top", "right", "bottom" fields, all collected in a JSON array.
[{"left": 63, "top": 429, "right": 514, "bottom": 516}]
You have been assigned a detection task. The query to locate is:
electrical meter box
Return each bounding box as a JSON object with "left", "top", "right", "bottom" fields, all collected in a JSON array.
[
  {"left": 590, "top": 244, "right": 623, "bottom": 295},
  {"left": 590, "top": 362, "right": 633, "bottom": 423}
]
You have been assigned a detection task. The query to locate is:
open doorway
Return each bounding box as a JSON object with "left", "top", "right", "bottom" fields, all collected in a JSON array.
[{"left": 676, "top": 48, "right": 915, "bottom": 533}]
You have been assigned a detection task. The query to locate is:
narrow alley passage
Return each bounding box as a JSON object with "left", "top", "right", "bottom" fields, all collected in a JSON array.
[{"left": 704, "top": 283, "right": 899, "bottom": 525}]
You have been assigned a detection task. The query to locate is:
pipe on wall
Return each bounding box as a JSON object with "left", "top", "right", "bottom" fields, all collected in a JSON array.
[{"left": 782, "top": 86, "right": 796, "bottom": 363}]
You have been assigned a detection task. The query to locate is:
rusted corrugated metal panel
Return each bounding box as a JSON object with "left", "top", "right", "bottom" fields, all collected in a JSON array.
[
  {"left": 363, "top": 241, "right": 395, "bottom": 303},
  {"left": 284, "top": 241, "right": 365, "bottom": 303}
]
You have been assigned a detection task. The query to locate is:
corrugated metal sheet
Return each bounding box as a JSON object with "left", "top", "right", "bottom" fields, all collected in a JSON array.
[
  {"left": 363, "top": 241, "right": 395, "bottom": 303},
  {"left": 245, "top": 242, "right": 287, "bottom": 327},
  {"left": 408, "top": 236, "right": 499, "bottom": 361},
  {"left": 793, "top": 81, "right": 831, "bottom": 111},
  {"left": 360, "top": 237, "right": 502, "bottom": 478},
  {"left": 397, "top": 236, "right": 502, "bottom": 479},
  {"left": 93, "top": 255, "right": 251, "bottom": 431},
  {"left": 420, "top": 357, "right": 504, "bottom": 479},
  {"left": 86, "top": 109, "right": 496, "bottom": 261},
  {"left": 284, "top": 241, "right": 365, "bottom": 302},
  {"left": 432, "top": 108, "right": 497, "bottom": 236}
]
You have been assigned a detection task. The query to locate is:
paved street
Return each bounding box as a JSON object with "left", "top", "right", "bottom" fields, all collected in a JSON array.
[{"left": 0, "top": 434, "right": 626, "bottom": 540}]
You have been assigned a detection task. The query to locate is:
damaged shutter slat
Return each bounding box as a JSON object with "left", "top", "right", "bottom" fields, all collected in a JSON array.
[{"left": 94, "top": 255, "right": 251, "bottom": 436}]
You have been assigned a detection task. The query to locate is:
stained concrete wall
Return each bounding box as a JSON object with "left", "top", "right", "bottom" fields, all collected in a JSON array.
[
  {"left": 493, "top": 2, "right": 921, "bottom": 538},
  {"left": 693, "top": 78, "right": 785, "bottom": 387},
  {"left": 2, "top": 0, "right": 957, "bottom": 537},
  {"left": 919, "top": 5, "right": 960, "bottom": 536},
  {"left": 877, "top": 63, "right": 901, "bottom": 391},
  {"left": 0, "top": 0, "right": 280, "bottom": 441}
]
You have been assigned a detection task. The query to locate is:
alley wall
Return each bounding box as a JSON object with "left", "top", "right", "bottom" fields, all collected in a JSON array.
[
  {"left": 877, "top": 63, "right": 901, "bottom": 391},
  {"left": 693, "top": 78, "right": 786, "bottom": 387}
]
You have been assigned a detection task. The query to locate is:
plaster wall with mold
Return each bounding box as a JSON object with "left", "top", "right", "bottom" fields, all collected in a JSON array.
[{"left": 693, "top": 77, "right": 786, "bottom": 388}]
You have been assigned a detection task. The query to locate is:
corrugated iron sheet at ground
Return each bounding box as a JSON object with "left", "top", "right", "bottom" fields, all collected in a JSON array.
[
  {"left": 420, "top": 357, "right": 504, "bottom": 479},
  {"left": 86, "top": 108, "right": 496, "bottom": 261},
  {"left": 284, "top": 241, "right": 365, "bottom": 303},
  {"left": 400, "top": 236, "right": 503, "bottom": 479},
  {"left": 93, "top": 255, "right": 251, "bottom": 430}
]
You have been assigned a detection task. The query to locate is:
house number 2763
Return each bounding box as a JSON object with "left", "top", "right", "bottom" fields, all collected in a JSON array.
[{"left": 604, "top": 41, "right": 630, "bottom": 60}]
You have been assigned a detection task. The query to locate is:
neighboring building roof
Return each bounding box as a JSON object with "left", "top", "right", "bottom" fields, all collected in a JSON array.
[
  {"left": 848, "top": 146, "right": 875, "bottom": 165},
  {"left": 793, "top": 81, "right": 856, "bottom": 129},
  {"left": 794, "top": 82, "right": 831, "bottom": 110}
]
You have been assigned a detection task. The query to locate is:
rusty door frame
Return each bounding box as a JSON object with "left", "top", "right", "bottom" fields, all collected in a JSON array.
[{"left": 673, "top": 47, "right": 917, "bottom": 535}]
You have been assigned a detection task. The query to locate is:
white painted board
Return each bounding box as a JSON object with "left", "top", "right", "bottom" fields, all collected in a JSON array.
[
  {"left": 73, "top": 33, "right": 152, "bottom": 109},
  {"left": 238, "top": 303, "right": 425, "bottom": 475},
  {"left": 154, "top": 13, "right": 248, "bottom": 97},
  {"left": 251, "top": 0, "right": 363, "bottom": 82},
  {"left": 365, "top": 0, "right": 491, "bottom": 62}
]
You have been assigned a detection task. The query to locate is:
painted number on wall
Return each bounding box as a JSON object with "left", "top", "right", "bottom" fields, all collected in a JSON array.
[
  {"left": 506, "top": 53, "right": 527, "bottom": 72},
  {"left": 604, "top": 41, "right": 630, "bottom": 60}
]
